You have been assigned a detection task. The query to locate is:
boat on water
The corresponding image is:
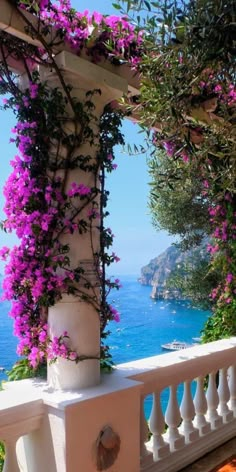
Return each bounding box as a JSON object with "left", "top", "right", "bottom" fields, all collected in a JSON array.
[
  {"left": 161, "top": 340, "right": 193, "bottom": 351},
  {"left": 0, "top": 367, "right": 5, "bottom": 372},
  {"left": 192, "top": 337, "right": 202, "bottom": 343}
]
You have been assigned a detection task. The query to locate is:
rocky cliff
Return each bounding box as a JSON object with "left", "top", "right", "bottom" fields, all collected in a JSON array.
[{"left": 139, "top": 245, "right": 205, "bottom": 299}]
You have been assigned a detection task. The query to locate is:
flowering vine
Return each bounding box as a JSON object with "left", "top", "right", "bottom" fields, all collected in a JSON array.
[{"left": 0, "top": 0, "right": 142, "bottom": 371}]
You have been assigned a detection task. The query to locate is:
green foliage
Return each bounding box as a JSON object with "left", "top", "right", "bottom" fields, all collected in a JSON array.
[
  {"left": 167, "top": 253, "right": 220, "bottom": 310},
  {"left": 0, "top": 443, "right": 4, "bottom": 472},
  {"left": 119, "top": 0, "right": 236, "bottom": 196},
  {"left": 148, "top": 151, "right": 211, "bottom": 249},
  {"left": 202, "top": 299, "right": 236, "bottom": 342},
  {"left": 115, "top": 0, "right": 236, "bottom": 343},
  {"left": 147, "top": 150, "right": 218, "bottom": 309},
  {"left": 116, "top": 0, "right": 236, "bottom": 63},
  {"left": 7, "top": 359, "right": 47, "bottom": 381}
]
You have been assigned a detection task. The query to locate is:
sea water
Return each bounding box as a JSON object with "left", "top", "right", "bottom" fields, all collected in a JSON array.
[
  {"left": 107, "top": 275, "right": 208, "bottom": 364},
  {"left": 0, "top": 275, "right": 210, "bottom": 414},
  {"left": 107, "top": 275, "right": 209, "bottom": 414}
]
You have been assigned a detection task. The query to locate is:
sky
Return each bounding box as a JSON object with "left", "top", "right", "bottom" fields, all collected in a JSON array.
[{"left": 0, "top": 0, "right": 175, "bottom": 277}]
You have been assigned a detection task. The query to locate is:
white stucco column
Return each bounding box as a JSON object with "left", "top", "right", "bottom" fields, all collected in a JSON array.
[{"left": 41, "top": 52, "right": 128, "bottom": 390}]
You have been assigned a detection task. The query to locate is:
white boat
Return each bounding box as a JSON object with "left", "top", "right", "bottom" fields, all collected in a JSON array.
[
  {"left": 192, "top": 337, "right": 202, "bottom": 343},
  {"left": 0, "top": 367, "right": 5, "bottom": 372},
  {"left": 161, "top": 341, "right": 192, "bottom": 351}
]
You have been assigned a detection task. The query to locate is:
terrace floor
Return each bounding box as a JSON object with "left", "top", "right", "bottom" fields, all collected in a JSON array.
[{"left": 180, "top": 438, "right": 236, "bottom": 472}]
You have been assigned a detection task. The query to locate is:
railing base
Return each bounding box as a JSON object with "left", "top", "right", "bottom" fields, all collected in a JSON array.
[{"left": 141, "top": 420, "right": 236, "bottom": 472}]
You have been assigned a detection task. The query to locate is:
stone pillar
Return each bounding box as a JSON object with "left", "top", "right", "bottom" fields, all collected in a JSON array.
[{"left": 40, "top": 52, "right": 128, "bottom": 390}]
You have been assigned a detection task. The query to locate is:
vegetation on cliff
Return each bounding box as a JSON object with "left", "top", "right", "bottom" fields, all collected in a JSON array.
[{"left": 140, "top": 243, "right": 219, "bottom": 309}]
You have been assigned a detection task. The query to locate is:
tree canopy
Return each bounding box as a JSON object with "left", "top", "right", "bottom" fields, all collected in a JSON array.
[
  {"left": 115, "top": 0, "right": 236, "bottom": 341},
  {"left": 148, "top": 151, "right": 211, "bottom": 250}
]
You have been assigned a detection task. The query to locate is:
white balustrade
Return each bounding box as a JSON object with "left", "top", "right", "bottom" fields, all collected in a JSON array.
[
  {"left": 149, "top": 391, "right": 169, "bottom": 460},
  {"left": 206, "top": 371, "right": 223, "bottom": 429},
  {"left": 218, "top": 367, "right": 233, "bottom": 423},
  {"left": 165, "top": 385, "right": 185, "bottom": 451},
  {"left": 0, "top": 383, "right": 43, "bottom": 472},
  {"left": 140, "top": 395, "right": 151, "bottom": 463},
  {"left": 193, "top": 376, "right": 211, "bottom": 435},
  {"left": 2, "top": 437, "right": 20, "bottom": 472},
  {"left": 229, "top": 365, "right": 236, "bottom": 416},
  {"left": 117, "top": 337, "right": 236, "bottom": 471},
  {"left": 180, "top": 380, "right": 199, "bottom": 443}
]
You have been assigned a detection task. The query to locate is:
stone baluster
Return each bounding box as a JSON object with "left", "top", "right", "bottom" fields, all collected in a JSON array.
[
  {"left": 193, "top": 376, "right": 211, "bottom": 435},
  {"left": 140, "top": 395, "right": 150, "bottom": 462},
  {"left": 180, "top": 380, "right": 199, "bottom": 443},
  {"left": 3, "top": 438, "right": 20, "bottom": 472},
  {"left": 165, "top": 385, "right": 184, "bottom": 451},
  {"left": 149, "top": 391, "right": 169, "bottom": 460},
  {"left": 218, "top": 367, "right": 233, "bottom": 423},
  {"left": 206, "top": 372, "right": 223, "bottom": 429},
  {"left": 228, "top": 365, "right": 236, "bottom": 416}
]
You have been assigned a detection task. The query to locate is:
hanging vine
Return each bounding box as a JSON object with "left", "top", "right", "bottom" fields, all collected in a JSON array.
[{"left": 0, "top": 0, "right": 143, "bottom": 372}]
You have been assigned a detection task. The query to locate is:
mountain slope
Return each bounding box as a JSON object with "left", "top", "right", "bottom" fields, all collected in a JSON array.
[{"left": 139, "top": 244, "right": 207, "bottom": 299}]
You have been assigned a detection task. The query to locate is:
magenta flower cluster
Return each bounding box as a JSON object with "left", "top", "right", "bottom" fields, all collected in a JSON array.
[
  {"left": 207, "top": 198, "right": 236, "bottom": 306},
  {"left": 20, "top": 0, "right": 143, "bottom": 66},
  {"left": 0, "top": 86, "right": 69, "bottom": 365},
  {"left": 0, "top": 79, "right": 122, "bottom": 368}
]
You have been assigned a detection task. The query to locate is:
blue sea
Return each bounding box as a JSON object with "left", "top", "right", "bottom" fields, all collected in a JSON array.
[
  {"left": 0, "top": 275, "right": 209, "bottom": 412},
  {"left": 107, "top": 275, "right": 209, "bottom": 364}
]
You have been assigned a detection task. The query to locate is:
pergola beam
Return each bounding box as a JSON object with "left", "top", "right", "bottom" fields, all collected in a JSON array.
[
  {"left": 0, "top": 1, "right": 42, "bottom": 47},
  {"left": 0, "top": 0, "right": 140, "bottom": 95}
]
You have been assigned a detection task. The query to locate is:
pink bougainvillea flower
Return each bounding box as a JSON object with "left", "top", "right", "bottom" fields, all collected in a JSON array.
[{"left": 226, "top": 273, "right": 233, "bottom": 284}]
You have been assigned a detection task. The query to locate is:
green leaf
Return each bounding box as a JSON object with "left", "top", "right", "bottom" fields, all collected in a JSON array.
[
  {"left": 112, "top": 3, "right": 121, "bottom": 9},
  {"left": 144, "top": 0, "right": 151, "bottom": 11}
]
